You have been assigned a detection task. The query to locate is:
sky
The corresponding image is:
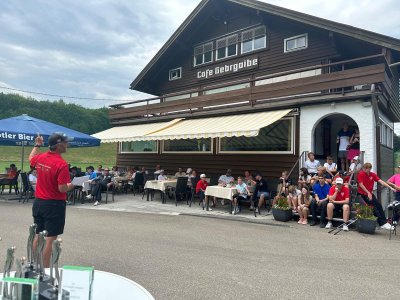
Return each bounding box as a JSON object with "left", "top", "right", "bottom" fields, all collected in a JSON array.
[{"left": 0, "top": 0, "right": 399, "bottom": 110}]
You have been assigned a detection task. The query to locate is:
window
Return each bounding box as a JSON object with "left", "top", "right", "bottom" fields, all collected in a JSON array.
[
  {"left": 169, "top": 67, "right": 182, "bottom": 81},
  {"left": 219, "top": 118, "right": 293, "bottom": 153},
  {"left": 284, "top": 34, "right": 308, "bottom": 53},
  {"left": 162, "top": 138, "right": 212, "bottom": 153},
  {"left": 164, "top": 92, "right": 198, "bottom": 102},
  {"left": 241, "top": 26, "right": 267, "bottom": 54},
  {"left": 194, "top": 42, "right": 213, "bottom": 66},
  {"left": 379, "top": 120, "right": 394, "bottom": 148},
  {"left": 216, "top": 35, "right": 238, "bottom": 60},
  {"left": 120, "top": 141, "right": 158, "bottom": 153},
  {"left": 203, "top": 83, "right": 250, "bottom": 95}
]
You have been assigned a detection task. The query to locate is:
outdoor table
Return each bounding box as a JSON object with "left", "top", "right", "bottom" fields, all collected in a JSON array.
[
  {"left": 144, "top": 180, "right": 177, "bottom": 203},
  {"left": 204, "top": 185, "right": 238, "bottom": 211},
  {"left": 0, "top": 270, "right": 154, "bottom": 300}
]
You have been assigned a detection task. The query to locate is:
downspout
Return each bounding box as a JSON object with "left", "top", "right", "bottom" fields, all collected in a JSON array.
[{"left": 371, "top": 84, "right": 381, "bottom": 202}]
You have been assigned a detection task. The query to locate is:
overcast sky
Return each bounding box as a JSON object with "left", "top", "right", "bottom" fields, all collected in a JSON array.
[{"left": 0, "top": 0, "right": 399, "bottom": 110}]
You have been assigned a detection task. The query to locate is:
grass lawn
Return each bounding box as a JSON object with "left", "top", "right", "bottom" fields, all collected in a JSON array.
[{"left": 0, "top": 143, "right": 117, "bottom": 171}]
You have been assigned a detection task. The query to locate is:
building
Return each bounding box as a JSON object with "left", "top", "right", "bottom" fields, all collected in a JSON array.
[{"left": 95, "top": 0, "right": 400, "bottom": 200}]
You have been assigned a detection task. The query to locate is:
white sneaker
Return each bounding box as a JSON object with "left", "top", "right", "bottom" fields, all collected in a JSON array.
[
  {"left": 342, "top": 224, "right": 349, "bottom": 232},
  {"left": 86, "top": 195, "right": 92, "bottom": 200},
  {"left": 232, "top": 210, "right": 235, "bottom": 215},
  {"left": 255, "top": 207, "right": 259, "bottom": 213},
  {"left": 93, "top": 201, "right": 99, "bottom": 206},
  {"left": 381, "top": 223, "right": 394, "bottom": 230},
  {"left": 325, "top": 222, "right": 333, "bottom": 229}
]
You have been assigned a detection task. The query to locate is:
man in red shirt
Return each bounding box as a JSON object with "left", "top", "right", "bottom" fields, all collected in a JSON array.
[
  {"left": 196, "top": 174, "right": 208, "bottom": 210},
  {"left": 325, "top": 178, "right": 350, "bottom": 231},
  {"left": 29, "top": 133, "right": 74, "bottom": 267},
  {"left": 357, "top": 162, "right": 395, "bottom": 230}
]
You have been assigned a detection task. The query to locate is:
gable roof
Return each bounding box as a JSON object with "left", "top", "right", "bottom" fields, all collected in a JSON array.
[{"left": 130, "top": 0, "right": 400, "bottom": 91}]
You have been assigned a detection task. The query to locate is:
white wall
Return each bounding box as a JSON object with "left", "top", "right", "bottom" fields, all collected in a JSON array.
[{"left": 300, "top": 101, "right": 376, "bottom": 171}]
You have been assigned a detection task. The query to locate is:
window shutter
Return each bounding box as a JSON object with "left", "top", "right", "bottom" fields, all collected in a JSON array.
[
  {"left": 194, "top": 45, "right": 204, "bottom": 56},
  {"left": 241, "top": 29, "right": 254, "bottom": 42},
  {"left": 254, "top": 26, "right": 266, "bottom": 37},
  {"left": 204, "top": 42, "right": 213, "bottom": 53},
  {"left": 216, "top": 38, "right": 227, "bottom": 49},
  {"left": 227, "top": 34, "right": 238, "bottom": 46}
]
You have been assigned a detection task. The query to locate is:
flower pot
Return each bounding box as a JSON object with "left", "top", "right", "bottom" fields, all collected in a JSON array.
[
  {"left": 272, "top": 208, "right": 292, "bottom": 222},
  {"left": 357, "top": 218, "right": 377, "bottom": 234}
]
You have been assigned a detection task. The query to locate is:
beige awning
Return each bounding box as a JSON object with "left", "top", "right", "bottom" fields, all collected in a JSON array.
[
  {"left": 92, "top": 119, "right": 183, "bottom": 143},
  {"left": 143, "top": 109, "right": 291, "bottom": 140}
]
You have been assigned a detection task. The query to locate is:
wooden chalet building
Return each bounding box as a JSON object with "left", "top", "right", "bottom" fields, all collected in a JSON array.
[{"left": 95, "top": 0, "right": 400, "bottom": 200}]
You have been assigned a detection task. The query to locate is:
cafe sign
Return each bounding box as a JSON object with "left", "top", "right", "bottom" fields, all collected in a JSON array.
[{"left": 197, "top": 56, "right": 259, "bottom": 80}]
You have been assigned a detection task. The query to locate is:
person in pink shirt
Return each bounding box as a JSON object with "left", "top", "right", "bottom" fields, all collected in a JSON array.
[{"left": 386, "top": 166, "right": 400, "bottom": 202}]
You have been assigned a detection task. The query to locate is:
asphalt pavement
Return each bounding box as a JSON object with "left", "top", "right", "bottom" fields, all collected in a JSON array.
[{"left": 0, "top": 195, "right": 399, "bottom": 300}]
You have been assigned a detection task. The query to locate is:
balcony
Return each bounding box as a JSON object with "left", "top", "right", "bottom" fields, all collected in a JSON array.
[{"left": 110, "top": 54, "right": 399, "bottom": 125}]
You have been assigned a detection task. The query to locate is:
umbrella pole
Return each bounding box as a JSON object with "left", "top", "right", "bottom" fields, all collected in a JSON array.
[{"left": 21, "top": 143, "right": 25, "bottom": 172}]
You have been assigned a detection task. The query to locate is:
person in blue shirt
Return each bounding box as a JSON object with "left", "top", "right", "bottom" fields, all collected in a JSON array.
[
  {"left": 309, "top": 176, "right": 331, "bottom": 227},
  {"left": 86, "top": 166, "right": 97, "bottom": 180}
]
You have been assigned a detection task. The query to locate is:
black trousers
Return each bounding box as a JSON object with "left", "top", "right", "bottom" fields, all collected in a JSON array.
[
  {"left": 310, "top": 199, "right": 328, "bottom": 223},
  {"left": 91, "top": 182, "right": 108, "bottom": 201},
  {"left": 358, "top": 193, "right": 387, "bottom": 226}
]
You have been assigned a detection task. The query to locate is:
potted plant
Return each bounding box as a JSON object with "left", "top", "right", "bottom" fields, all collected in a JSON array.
[
  {"left": 272, "top": 195, "right": 292, "bottom": 222},
  {"left": 355, "top": 204, "right": 377, "bottom": 234}
]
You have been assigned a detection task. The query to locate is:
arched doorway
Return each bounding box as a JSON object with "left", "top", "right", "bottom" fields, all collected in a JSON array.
[{"left": 312, "top": 113, "right": 359, "bottom": 171}]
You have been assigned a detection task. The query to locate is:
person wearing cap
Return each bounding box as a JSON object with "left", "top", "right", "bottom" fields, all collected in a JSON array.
[
  {"left": 325, "top": 177, "right": 350, "bottom": 231},
  {"left": 357, "top": 162, "right": 395, "bottom": 230},
  {"left": 386, "top": 166, "right": 400, "bottom": 202},
  {"left": 29, "top": 132, "right": 74, "bottom": 267},
  {"left": 196, "top": 174, "right": 208, "bottom": 209},
  {"left": 157, "top": 170, "right": 168, "bottom": 181},
  {"left": 87, "top": 167, "right": 114, "bottom": 206}
]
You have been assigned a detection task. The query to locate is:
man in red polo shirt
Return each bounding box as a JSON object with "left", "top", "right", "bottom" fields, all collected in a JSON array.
[
  {"left": 29, "top": 132, "right": 74, "bottom": 267},
  {"left": 325, "top": 178, "right": 350, "bottom": 231},
  {"left": 357, "top": 162, "right": 395, "bottom": 230}
]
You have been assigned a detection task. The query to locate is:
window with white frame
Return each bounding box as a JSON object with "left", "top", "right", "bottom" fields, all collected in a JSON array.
[
  {"left": 162, "top": 138, "right": 212, "bottom": 153},
  {"left": 194, "top": 42, "right": 213, "bottom": 66},
  {"left": 216, "top": 34, "right": 238, "bottom": 60},
  {"left": 284, "top": 34, "right": 308, "bottom": 53},
  {"left": 203, "top": 83, "right": 250, "bottom": 95},
  {"left": 120, "top": 141, "right": 158, "bottom": 153},
  {"left": 219, "top": 118, "right": 293, "bottom": 153},
  {"left": 169, "top": 67, "right": 182, "bottom": 81},
  {"left": 241, "top": 26, "right": 267, "bottom": 54},
  {"left": 380, "top": 121, "right": 394, "bottom": 148}
]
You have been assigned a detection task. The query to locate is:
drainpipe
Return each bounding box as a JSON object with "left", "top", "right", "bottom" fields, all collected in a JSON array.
[{"left": 371, "top": 84, "right": 381, "bottom": 202}]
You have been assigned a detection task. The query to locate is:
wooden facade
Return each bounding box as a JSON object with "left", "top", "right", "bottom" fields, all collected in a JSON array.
[{"left": 106, "top": 0, "right": 400, "bottom": 182}]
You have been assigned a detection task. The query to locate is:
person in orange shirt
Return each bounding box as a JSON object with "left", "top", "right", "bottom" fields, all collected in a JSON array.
[{"left": 7, "top": 164, "right": 17, "bottom": 178}]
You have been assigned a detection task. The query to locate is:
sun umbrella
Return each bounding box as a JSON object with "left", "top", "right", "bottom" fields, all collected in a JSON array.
[{"left": 0, "top": 114, "right": 100, "bottom": 171}]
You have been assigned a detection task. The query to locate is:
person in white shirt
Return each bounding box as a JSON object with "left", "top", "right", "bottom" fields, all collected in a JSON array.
[
  {"left": 337, "top": 123, "right": 353, "bottom": 172},
  {"left": 157, "top": 170, "right": 168, "bottom": 181},
  {"left": 304, "top": 152, "right": 320, "bottom": 176},
  {"left": 29, "top": 169, "right": 37, "bottom": 190},
  {"left": 323, "top": 156, "right": 337, "bottom": 178}
]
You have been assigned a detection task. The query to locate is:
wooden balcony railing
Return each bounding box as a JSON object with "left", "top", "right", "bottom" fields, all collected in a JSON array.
[{"left": 110, "top": 54, "right": 398, "bottom": 124}]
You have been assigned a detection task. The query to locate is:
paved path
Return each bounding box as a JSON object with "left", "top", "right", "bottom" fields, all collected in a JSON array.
[{"left": 0, "top": 194, "right": 399, "bottom": 299}]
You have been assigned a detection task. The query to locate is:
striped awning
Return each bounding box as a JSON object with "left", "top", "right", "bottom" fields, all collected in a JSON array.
[
  {"left": 92, "top": 119, "right": 183, "bottom": 143},
  {"left": 143, "top": 109, "right": 291, "bottom": 140}
]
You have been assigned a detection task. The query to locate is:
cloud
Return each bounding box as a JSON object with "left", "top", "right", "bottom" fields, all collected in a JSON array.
[{"left": 0, "top": 0, "right": 399, "bottom": 110}]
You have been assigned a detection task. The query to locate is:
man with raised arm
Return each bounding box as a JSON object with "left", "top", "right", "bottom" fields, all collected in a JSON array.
[{"left": 29, "top": 133, "right": 74, "bottom": 267}]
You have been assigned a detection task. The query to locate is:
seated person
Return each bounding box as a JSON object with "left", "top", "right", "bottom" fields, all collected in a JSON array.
[
  {"left": 175, "top": 168, "right": 186, "bottom": 178},
  {"left": 244, "top": 170, "right": 254, "bottom": 186},
  {"left": 323, "top": 156, "right": 337, "bottom": 178},
  {"left": 111, "top": 166, "right": 120, "bottom": 177},
  {"left": 287, "top": 185, "right": 301, "bottom": 211},
  {"left": 69, "top": 166, "right": 78, "bottom": 180},
  {"left": 28, "top": 169, "right": 37, "bottom": 191},
  {"left": 95, "top": 165, "right": 103, "bottom": 175},
  {"left": 348, "top": 156, "right": 362, "bottom": 182},
  {"left": 304, "top": 152, "right": 320, "bottom": 176},
  {"left": 311, "top": 166, "right": 332, "bottom": 186},
  {"left": 196, "top": 174, "right": 208, "bottom": 208},
  {"left": 232, "top": 177, "right": 251, "bottom": 215},
  {"left": 251, "top": 173, "right": 269, "bottom": 213},
  {"left": 7, "top": 163, "right": 18, "bottom": 178},
  {"left": 87, "top": 167, "right": 114, "bottom": 206},
  {"left": 273, "top": 170, "right": 292, "bottom": 205},
  {"left": 218, "top": 169, "right": 234, "bottom": 186},
  {"left": 157, "top": 170, "right": 168, "bottom": 181},
  {"left": 325, "top": 178, "right": 350, "bottom": 231},
  {"left": 297, "top": 187, "right": 312, "bottom": 225},
  {"left": 154, "top": 164, "right": 162, "bottom": 178},
  {"left": 309, "top": 176, "right": 330, "bottom": 227},
  {"left": 298, "top": 168, "right": 311, "bottom": 189},
  {"left": 85, "top": 166, "right": 97, "bottom": 180}
]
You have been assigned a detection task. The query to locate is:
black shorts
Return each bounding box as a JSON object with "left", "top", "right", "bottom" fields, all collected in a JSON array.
[{"left": 32, "top": 199, "right": 66, "bottom": 237}]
